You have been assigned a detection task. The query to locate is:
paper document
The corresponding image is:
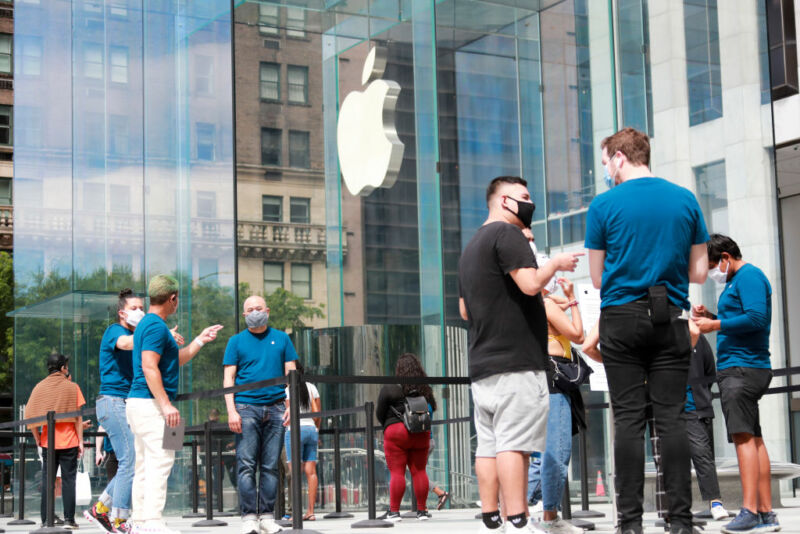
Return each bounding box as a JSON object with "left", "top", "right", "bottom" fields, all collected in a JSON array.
[{"left": 576, "top": 284, "right": 608, "bottom": 392}]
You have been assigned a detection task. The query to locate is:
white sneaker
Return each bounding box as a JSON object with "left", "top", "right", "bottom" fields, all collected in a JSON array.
[
  {"left": 541, "top": 517, "right": 584, "bottom": 534},
  {"left": 478, "top": 521, "right": 506, "bottom": 533},
  {"left": 529, "top": 502, "right": 544, "bottom": 516},
  {"left": 258, "top": 516, "right": 282, "bottom": 534},
  {"left": 241, "top": 518, "right": 259, "bottom": 534},
  {"left": 521, "top": 519, "right": 549, "bottom": 533},
  {"left": 711, "top": 504, "right": 730, "bottom": 521}
]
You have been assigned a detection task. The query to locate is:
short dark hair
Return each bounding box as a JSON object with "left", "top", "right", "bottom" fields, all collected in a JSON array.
[
  {"left": 601, "top": 127, "right": 650, "bottom": 167},
  {"left": 707, "top": 233, "right": 742, "bottom": 263},
  {"left": 47, "top": 353, "right": 69, "bottom": 374},
  {"left": 486, "top": 176, "right": 527, "bottom": 205},
  {"left": 117, "top": 288, "right": 138, "bottom": 312}
]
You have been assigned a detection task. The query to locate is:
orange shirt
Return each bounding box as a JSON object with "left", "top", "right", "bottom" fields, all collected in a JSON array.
[{"left": 39, "top": 386, "right": 86, "bottom": 450}]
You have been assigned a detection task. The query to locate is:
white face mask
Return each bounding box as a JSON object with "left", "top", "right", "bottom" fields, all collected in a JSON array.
[
  {"left": 708, "top": 260, "right": 729, "bottom": 285},
  {"left": 125, "top": 308, "right": 145, "bottom": 328}
]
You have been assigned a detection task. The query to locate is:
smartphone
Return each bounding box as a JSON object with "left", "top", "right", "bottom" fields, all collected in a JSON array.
[{"left": 162, "top": 420, "right": 185, "bottom": 451}]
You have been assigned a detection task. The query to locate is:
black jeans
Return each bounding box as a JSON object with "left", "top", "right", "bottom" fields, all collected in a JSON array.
[
  {"left": 41, "top": 446, "right": 78, "bottom": 523},
  {"left": 683, "top": 412, "right": 721, "bottom": 502},
  {"left": 600, "top": 301, "right": 693, "bottom": 531}
]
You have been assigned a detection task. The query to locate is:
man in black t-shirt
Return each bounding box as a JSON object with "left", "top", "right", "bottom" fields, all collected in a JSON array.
[{"left": 458, "top": 176, "right": 581, "bottom": 533}]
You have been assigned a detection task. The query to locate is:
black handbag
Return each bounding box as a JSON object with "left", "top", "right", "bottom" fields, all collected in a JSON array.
[{"left": 550, "top": 347, "right": 593, "bottom": 392}]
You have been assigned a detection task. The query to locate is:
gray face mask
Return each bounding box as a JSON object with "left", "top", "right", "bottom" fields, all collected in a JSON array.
[{"left": 245, "top": 310, "right": 269, "bottom": 328}]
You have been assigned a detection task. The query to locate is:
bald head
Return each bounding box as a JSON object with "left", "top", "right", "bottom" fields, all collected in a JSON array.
[{"left": 243, "top": 295, "right": 267, "bottom": 314}]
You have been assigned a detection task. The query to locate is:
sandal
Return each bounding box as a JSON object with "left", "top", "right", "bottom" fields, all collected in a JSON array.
[
  {"left": 303, "top": 514, "right": 316, "bottom": 521},
  {"left": 436, "top": 491, "right": 450, "bottom": 510}
]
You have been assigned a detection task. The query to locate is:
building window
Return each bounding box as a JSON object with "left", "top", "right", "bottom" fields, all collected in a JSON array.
[
  {"left": 260, "top": 62, "right": 280, "bottom": 101},
  {"left": 109, "top": 184, "right": 130, "bottom": 212},
  {"left": 766, "top": 0, "right": 799, "bottom": 99},
  {"left": 0, "top": 34, "right": 11, "bottom": 75},
  {"left": 291, "top": 264, "right": 311, "bottom": 299},
  {"left": 198, "top": 258, "right": 218, "bottom": 284},
  {"left": 109, "top": 115, "right": 129, "bottom": 155},
  {"left": 0, "top": 106, "right": 11, "bottom": 147},
  {"left": 110, "top": 46, "right": 128, "bottom": 83},
  {"left": 262, "top": 195, "right": 282, "bottom": 222},
  {"left": 258, "top": 4, "right": 279, "bottom": 36},
  {"left": 289, "top": 130, "right": 310, "bottom": 168},
  {"left": 16, "top": 106, "right": 41, "bottom": 147},
  {"left": 263, "top": 262, "right": 284, "bottom": 294},
  {"left": 20, "top": 37, "right": 42, "bottom": 76},
  {"left": 197, "top": 191, "right": 217, "bottom": 218},
  {"left": 290, "top": 197, "right": 310, "bottom": 224},
  {"left": 286, "top": 7, "right": 306, "bottom": 39},
  {"left": 287, "top": 65, "right": 308, "bottom": 104},
  {"left": 110, "top": 0, "right": 127, "bottom": 17},
  {"left": 196, "top": 122, "right": 216, "bottom": 161},
  {"left": 0, "top": 178, "right": 11, "bottom": 205},
  {"left": 83, "top": 182, "right": 105, "bottom": 211},
  {"left": 683, "top": 0, "right": 723, "bottom": 125},
  {"left": 195, "top": 55, "right": 214, "bottom": 95},
  {"left": 84, "top": 42, "right": 103, "bottom": 80},
  {"left": 617, "top": 0, "right": 653, "bottom": 136},
  {"left": 695, "top": 160, "right": 728, "bottom": 234},
  {"left": 261, "top": 128, "right": 281, "bottom": 166}
]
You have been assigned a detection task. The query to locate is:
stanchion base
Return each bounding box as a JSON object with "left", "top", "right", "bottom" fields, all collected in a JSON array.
[
  {"left": 213, "top": 512, "right": 236, "bottom": 517},
  {"left": 351, "top": 518, "right": 394, "bottom": 528},
  {"left": 0, "top": 514, "right": 13, "bottom": 518},
  {"left": 29, "top": 526, "right": 70, "bottom": 534},
  {"left": 182, "top": 513, "right": 206, "bottom": 519},
  {"left": 276, "top": 519, "right": 293, "bottom": 528},
  {"left": 322, "top": 512, "right": 353, "bottom": 519},
  {"left": 191, "top": 519, "right": 228, "bottom": 527},
  {"left": 7, "top": 519, "right": 36, "bottom": 525},
  {"left": 572, "top": 509, "right": 605, "bottom": 518},
  {"left": 568, "top": 519, "right": 595, "bottom": 531}
]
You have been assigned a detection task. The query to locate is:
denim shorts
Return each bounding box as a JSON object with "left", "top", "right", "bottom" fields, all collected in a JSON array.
[{"left": 284, "top": 425, "right": 319, "bottom": 462}]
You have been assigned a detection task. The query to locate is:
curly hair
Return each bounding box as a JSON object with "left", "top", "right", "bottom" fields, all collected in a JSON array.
[
  {"left": 117, "top": 288, "right": 139, "bottom": 312},
  {"left": 395, "top": 353, "right": 437, "bottom": 412}
]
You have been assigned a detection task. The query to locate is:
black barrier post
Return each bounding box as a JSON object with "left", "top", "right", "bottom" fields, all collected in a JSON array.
[
  {"left": 192, "top": 422, "right": 227, "bottom": 527},
  {"left": 8, "top": 439, "right": 34, "bottom": 525},
  {"left": 562, "top": 472, "right": 595, "bottom": 531},
  {"left": 282, "top": 370, "right": 323, "bottom": 534},
  {"left": 32, "top": 412, "right": 69, "bottom": 534},
  {"left": 183, "top": 440, "right": 204, "bottom": 519},
  {"left": 352, "top": 402, "right": 392, "bottom": 529},
  {"left": 215, "top": 437, "right": 234, "bottom": 517},
  {"left": 323, "top": 425, "right": 352, "bottom": 519},
  {"left": 572, "top": 428, "right": 604, "bottom": 519}
]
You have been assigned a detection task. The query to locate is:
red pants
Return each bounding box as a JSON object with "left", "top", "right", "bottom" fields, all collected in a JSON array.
[{"left": 383, "top": 422, "right": 430, "bottom": 512}]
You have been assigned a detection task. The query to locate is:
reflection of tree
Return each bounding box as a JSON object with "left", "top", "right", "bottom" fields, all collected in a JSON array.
[{"left": 264, "top": 287, "right": 325, "bottom": 333}]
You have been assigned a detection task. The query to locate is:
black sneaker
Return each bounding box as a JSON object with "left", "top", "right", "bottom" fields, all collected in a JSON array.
[
  {"left": 84, "top": 505, "right": 114, "bottom": 533},
  {"left": 416, "top": 510, "right": 432, "bottom": 521},
  {"left": 386, "top": 511, "right": 401, "bottom": 522},
  {"left": 64, "top": 520, "right": 80, "bottom": 530},
  {"left": 55, "top": 516, "right": 65, "bottom": 525},
  {"left": 757, "top": 511, "right": 780, "bottom": 533}
]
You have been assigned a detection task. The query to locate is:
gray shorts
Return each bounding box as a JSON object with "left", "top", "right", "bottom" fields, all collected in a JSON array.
[{"left": 471, "top": 370, "right": 549, "bottom": 457}]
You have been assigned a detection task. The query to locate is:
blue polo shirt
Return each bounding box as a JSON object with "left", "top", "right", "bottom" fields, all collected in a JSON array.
[
  {"left": 98, "top": 323, "right": 134, "bottom": 398},
  {"left": 128, "top": 313, "right": 181, "bottom": 401},
  {"left": 716, "top": 263, "right": 772, "bottom": 371},
  {"left": 223, "top": 328, "right": 298, "bottom": 405},
  {"left": 585, "top": 177, "right": 709, "bottom": 309}
]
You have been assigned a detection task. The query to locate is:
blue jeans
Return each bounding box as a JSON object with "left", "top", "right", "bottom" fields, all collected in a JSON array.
[
  {"left": 284, "top": 425, "right": 319, "bottom": 463},
  {"left": 95, "top": 395, "right": 135, "bottom": 519},
  {"left": 235, "top": 402, "right": 286, "bottom": 517},
  {"left": 527, "top": 393, "right": 572, "bottom": 511}
]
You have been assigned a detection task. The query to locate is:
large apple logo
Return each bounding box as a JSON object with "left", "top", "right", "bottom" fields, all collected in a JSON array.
[{"left": 337, "top": 46, "right": 405, "bottom": 196}]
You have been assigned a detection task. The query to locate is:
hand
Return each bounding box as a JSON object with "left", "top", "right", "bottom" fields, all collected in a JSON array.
[
  {"left": 82, "top": 420, "right": 92, "bottom": 430},
  {"left": 282, "top": 407, "right": 290, "bottom": 427},
  {"left": 521, "top": 228, "right": 534, "bottom": 241},
  {"left": 95, "top": 451, "right": 105, "bottom": 467},
  {"left": 692, "top": 304, "right": 711, "bottom": 319},
  {"left": 170, "top": 326, "right": 185, "bottom": 346},
  {"left": 228, "top": 409, "right": 242, "bottom": 434},
  {"left": 552, "top": 252, "right": 583, "bottom": 272},
  {"left": 692, "top": 316, "right": 718, "bottom": 334},
  {"left": 557, "top": 277, "right": 574, "bottom": 298},
  {"left": 197, "top": 325, "right": 224, "bottom": 346},
  {"left": 161, "top": 403, "right": 181, "bottom": 428},
  {"left": 688, "top": 318, "right": 700, "bottom": 348}
]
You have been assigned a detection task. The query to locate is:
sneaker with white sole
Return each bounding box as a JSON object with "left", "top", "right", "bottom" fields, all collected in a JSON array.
[
  {"left": 711, "top": 503, "right": 730, "bottom": 521},
  {"left": 258, "top": 516, "right": 282, "bottom": 534},
  {"left": 241, "top": 518, "right": 259, "bottom": 534},
  {"left": 135, "top": 520, "right": 180, "bottom": 534},
  {"left": 722, "top": 509, "right": 760, "bottom": 534},
  {"left": 385, "top": 511, "right": 402, "bottom": 522},
  {"left": 522, "top": 519, "right": 550, "bottom": 533},
  {"left": 541, "top": 517, "right": 584, "bottom": 534},
  {"left": 757, "top": 511, "right": 780, "bottom": 532},
  {"left": 477, "top": 521, "right": 506, "bottom": 533}
]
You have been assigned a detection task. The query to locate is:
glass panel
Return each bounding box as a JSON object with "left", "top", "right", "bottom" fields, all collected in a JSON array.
[
  {"left": 197, "top": 191, "right": 217, "bottom": 218},
  {"left": 196, "top": 122, "right": 216, "bottom": 161},
  {"left": 110, "top": 45, "right": 129, "bottom": 83},
  {"left": 291, "top": 263, "right": 312, "bottom": 299},
  {"left": 195, "top": 55, "right": 214, "bottom": 96},
  {"left": 288, "top": 65, "right": 308, "bottom": 103},
  {"left": 263, "top": 261, "right": 284, "bottom": 294},
  {"left": 290, "top": 196, "right": 310, "bottom": 223},
  {"left": 261, "top": 127, "right": 281, "bottom": 165},
  {"left": 259, "top": 62, "right": 280, "bottom": 100},
  {"left": 683, "top": 0, "right": 723, "bottom": 125},
  {"left": 19, "top": 35, "right": 42, "bottom": 76},
  {"left": 83, "top": 42, "right": 103, "bottom": 79},
  {"left": 617, "top": 0, "right": 653, "bottom": 135},
  {"left": 262, "top": 195, "right": 282, "bottom": 222},
  {"left": 289, "top": 130, "right": 309, "bottom": 168}
]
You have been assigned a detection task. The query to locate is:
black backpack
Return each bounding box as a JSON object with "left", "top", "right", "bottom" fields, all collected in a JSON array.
[{"left": 391, "top": 393, "right": 431, "bottom": 433}]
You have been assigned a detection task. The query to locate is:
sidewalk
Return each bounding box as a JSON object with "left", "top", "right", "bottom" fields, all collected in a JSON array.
[{"left": 5, "top": 501, "right": 800, "bottom": 534}]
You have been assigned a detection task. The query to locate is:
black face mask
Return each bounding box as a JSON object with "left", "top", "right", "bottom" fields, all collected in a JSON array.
[{"left": 505, "top": 196, "right": 535, "bottom": 228}]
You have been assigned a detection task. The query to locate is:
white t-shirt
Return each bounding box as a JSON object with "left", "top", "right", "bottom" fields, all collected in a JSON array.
[{"left": 285, "top": 382, "right": 320, "bottom": 428}]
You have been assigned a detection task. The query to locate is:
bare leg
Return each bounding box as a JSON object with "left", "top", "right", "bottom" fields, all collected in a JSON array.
[
  {"left": 496, "top": 451, "right": 530, "bottom": 518},
  {"left": 476, "top": 457, "right": 500, "bottom": 513},
  {"left": 733, "top": 433, "right": 759, "bottom": 512},
  {"left": 303, "top": 461, "right": 318, "bottom": 517},
  {"left": 754, "top": 438, "right": 772, "bottom": 513}
]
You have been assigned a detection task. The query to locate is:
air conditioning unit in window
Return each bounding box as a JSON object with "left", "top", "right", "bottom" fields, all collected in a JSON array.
[{"left": 263, "top": 40, "right": 280, "bottom": 50}]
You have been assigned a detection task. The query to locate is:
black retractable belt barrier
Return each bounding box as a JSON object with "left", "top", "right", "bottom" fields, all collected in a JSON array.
[
  {"left": 31, "top": 411, "right": 68, "bottom": 534},
  {"left": 215, "top": 437, "right": 234, "bottom": 517},
  {"left": 192, "top": 422, "right": 227, "bottom": 527},
  {"left": 351, "top": 401, "right": 392, "bottom": 529},
  {"left": 183, "top": 440, "right": 204, "bottom": 518},
  {"left": 572, "top": 428, "right": 604, "bottom": 520},
  {"left": 323, "top": 424, "right": 352, "bottom": 519},
  {"left": 8, "top": 439, "right": 34, "bottom": 525}
]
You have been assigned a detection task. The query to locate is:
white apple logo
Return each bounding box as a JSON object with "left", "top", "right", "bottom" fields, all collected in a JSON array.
[{"left": 337, "top": 46, "right": 405, "bottom": 197}]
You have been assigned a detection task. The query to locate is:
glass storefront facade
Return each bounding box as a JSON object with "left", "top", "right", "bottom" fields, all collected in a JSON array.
[{"left": 12, "top": 0, "right": 796, "bottom": 515}]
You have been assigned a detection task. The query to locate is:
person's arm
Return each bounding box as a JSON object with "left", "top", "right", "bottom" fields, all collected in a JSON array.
[
  {"left": 581, "top": 323, "right": 602, "bottom": 362},
  {"left": 223, "top": 365, "right": 241, "bottom": 433},
  {"left": 509, "top": 252, "right": 583, "bottom": 296},
  {"left": 75, "top": 416, "right": 84, "bottom": 457},
  {"left": 31, "top": 427, "right": 40, "bottom": 447},
  {"left": 544, "top": 298, "right": 584, "bottom": 344},
  {"left": 116, "top": 334, "right": 134, "bottom": 351},
  {"left": 178, "top": 325, "right": 224, "bottom": 365},
  {"left": 375, "top": 387, "right": 389, "bottom": 426},
  {"left": 311, "top": 396, "right": 321, "bottom": 429},
  {"left": 588, "top": 249, "right": 605, "bottom": 290},
  {"left": 281, "top": 359, "right": 299, "bottom": 426},
  {"left": 688, "top": 243, "right": 709, "bottom": 284},
  {"left": 95, "top": 426, "right": 105, "bottom": 466},
  {"left": 695, "top": 273, "right": 770, "bottom": 334},
  {"left": 142, "top": 350, "right": 180, "bottom": 427},
  {"left": 459, "top": 298, "right": 468, "bottom": 321}
]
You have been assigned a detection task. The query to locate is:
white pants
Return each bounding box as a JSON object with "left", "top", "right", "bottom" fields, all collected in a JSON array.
[{"left": 126, "top": 398, "right": 176, "bottom": 523}]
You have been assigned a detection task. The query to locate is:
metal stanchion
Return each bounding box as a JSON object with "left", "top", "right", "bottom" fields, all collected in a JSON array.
[
  {"left": 31, "top": 412, "right": 68, "bottom": 534},
  {"left": 8, "top": 439, "right": 34, "bottom": 525},
  {"left": 215, "top": 437, "right": 234, "bottom": 517},
  {"left": 572, "top": 428, "right": 604, "bottom": 519},
  {"left": 352, "top": 403, "right": 392, "bottom": 529},
  {"left": 563, "top": 472, "right": 594, "bottom": 531},
  {"left": 192, "top": 422, "right": 227, "bottom": 527},
  {"left": 283, "top": 370, "right": 323, "bottom": 534},
  {"left": 323, "top": 425, "right": 352, "bottom": 519},
  {"left": 183, "top": 440, "right": 204, "bottom": 519}
]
